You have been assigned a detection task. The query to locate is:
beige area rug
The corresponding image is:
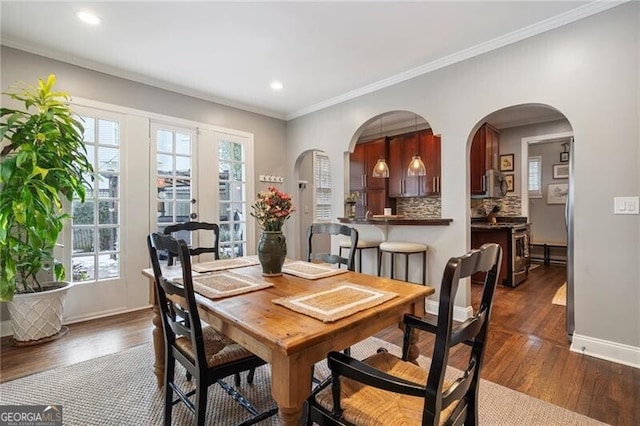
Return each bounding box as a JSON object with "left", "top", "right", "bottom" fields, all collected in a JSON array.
[
  {"left": 553, "top": 282, "right": 567, "bottom": 306},
  {"left": 0, "top": 337, "right": 604, "bottom": 425}
]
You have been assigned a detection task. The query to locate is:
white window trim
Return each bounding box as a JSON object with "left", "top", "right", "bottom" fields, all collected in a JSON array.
[
  {"left": 527, "top": 155, "right": 543, "bottom": 199},
  {"left": 313, "top": 151, "right": 332, "bottom": 222}
]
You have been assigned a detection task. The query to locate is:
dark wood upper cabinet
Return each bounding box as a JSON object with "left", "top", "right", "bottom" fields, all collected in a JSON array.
[
  {"left": 389, "top": 129, "right": 440, "bottom": 197},
  {"left": 349, "top": 138, "right": 389, "bottom": 216},
  {"left": 470, "top": 123, "right": 500, "bottom": 196},
  {"left": 418, "top": 132, "right": 441, "bottom": 195}
]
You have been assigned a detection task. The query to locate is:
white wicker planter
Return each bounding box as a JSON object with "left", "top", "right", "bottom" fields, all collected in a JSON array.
[{"left": 7, "top": 281, "right": 72, "bottom": 343}]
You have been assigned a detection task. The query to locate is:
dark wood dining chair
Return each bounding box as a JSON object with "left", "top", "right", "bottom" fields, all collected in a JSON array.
[
  {"left": 302, "top": 243, "right": 502, "bottom": 426},
  {"left": 163, "top": 221, "right": 220, "bottom": 266},
  {"left": 306, "top": 223, "right": 359, "bottom": 271},
  {"left": 147, "top": 232, "right": 277, "bottom": 426},
  {"left": 164, "top": 221, "right": 252, "bottom": 385},
  {"left": 306, "top": 223, "right": 359, "bottom": 380}
]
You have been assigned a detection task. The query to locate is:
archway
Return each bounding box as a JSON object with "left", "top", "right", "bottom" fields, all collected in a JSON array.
[
  {"left": 467, "top": 103, "right": 575, "bottom": 339},
  {"left": 347, "top": 111, "right": 437, "bottom": 219},
  {"left": 292, "top": 149, "right": 331, "bottom": 260}
]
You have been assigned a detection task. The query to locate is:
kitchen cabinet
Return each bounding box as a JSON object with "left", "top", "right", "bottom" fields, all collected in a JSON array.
[
  {"left": 389, "top": 129, "right": 440, "bottom": 197},
  {"left": 471, "top": 223, "right": 530, "bottom": 287},
  {"left": 349, "top": 138, "right": 389, "bottom": 216},
  {"left": 470, "top": 123, "right": 500, "bottom": 196},
  {"left": 419, "top": 132, "right": 441, "bottom": 195}
]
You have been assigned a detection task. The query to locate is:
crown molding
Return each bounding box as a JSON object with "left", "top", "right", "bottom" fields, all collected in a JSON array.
[
  {"left": 1, "top": 39, "right": 287, "bottom": 121},
  {"left": 286, "top": 0, "right": 628, "bottom": 121},
  {"left": 2, "top": 1, "right": 627, "bottom": 122}
]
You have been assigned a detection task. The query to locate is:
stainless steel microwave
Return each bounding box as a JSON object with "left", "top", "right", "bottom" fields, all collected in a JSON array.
[{"left": 484, "top": 169, "right": 507, "bottom": 198}]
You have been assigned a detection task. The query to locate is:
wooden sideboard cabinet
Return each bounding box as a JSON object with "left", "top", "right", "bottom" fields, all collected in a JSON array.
[
  {"left": 350, "top": 138, "right": 389, "bottom": 216},
  {"left": 470, "top": 123, "right": 500, "bottom": 196}
]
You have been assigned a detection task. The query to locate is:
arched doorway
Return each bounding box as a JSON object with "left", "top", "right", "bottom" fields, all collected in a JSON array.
[
  {"left": 467, "top": 103, "right": 575, "bottom": 340},
  {"left": 293, "top": 149, "right": 332, "bottom": 260}
]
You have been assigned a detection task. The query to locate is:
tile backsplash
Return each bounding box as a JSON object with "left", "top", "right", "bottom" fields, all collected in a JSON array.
[
  {"left": 471, "top": 195, "right": 522, "bottom": 217},
  {"left": 392, "top": 195, "right": 522, "bottom": 218},
  {"left": 396, "top": 197, "right": 441, "bottom": 218}
]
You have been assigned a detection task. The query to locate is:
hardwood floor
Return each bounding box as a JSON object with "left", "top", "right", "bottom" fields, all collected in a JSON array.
[
  {"left": 377, "top": 263, "right": 640, "bottom": 426},
  {"left": 1, "top": 264, "right": 638, "bottom": 425},
  {"left": 0, "top": 308, "right": 154, "bottom": 383}
]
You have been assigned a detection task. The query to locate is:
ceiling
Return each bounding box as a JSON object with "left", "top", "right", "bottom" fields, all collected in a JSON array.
[{"left": 0, "top": 2, "right": 622, "bottom": 121}]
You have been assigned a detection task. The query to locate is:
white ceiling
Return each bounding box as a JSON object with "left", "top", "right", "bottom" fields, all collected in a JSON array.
[{"left": 0, "top": 1, "right": 622, "bottom": 121}]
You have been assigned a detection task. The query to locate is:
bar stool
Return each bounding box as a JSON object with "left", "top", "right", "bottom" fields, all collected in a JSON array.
[
  {"left": 339, "top": 239, "right": 381, "bottom": 274},
  {"left": 378, "top": 241, "right": 428, "bottom": 285}
]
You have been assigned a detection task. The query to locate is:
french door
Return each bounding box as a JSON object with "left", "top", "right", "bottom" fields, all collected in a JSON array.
[
  {"left": 150, "top": 124, "right": 254, "bottom": 261},
  {"left": 61, "top": 105, "right": 129, "bottom": 321}
]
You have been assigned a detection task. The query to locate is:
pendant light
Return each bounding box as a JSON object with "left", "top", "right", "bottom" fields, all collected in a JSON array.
[
  {"left": 372, "top": 116, "right": 390, "bottom": 178},
  {"left": 406, "top": 113, "right": 427, "bottom": 177}
]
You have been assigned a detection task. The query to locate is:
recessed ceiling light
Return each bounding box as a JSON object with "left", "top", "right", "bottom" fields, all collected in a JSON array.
[
  {"left": 270, "top": 80, "right": 283, "bottom": 91},
  {"left": 77, "top": 11, "right": 101, "bottom": 25}
]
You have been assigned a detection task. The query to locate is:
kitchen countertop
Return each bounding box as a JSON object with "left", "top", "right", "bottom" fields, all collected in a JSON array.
[
  {"left": 471, "top": 222, "right": 530, "bottom": 230},
  {"left": 338, "top": 217, "right": 453, "bottom": 226}
]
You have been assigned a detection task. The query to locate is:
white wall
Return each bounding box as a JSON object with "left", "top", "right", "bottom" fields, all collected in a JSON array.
[
  {"left": 528, "top": 141, "right": 569, "bottom": 244},
  {"left": 499, "top": 119, "right": 573, "bottom": 195},
  {"left": 286, "top": 3, "right": 640, "bottom": 358}
]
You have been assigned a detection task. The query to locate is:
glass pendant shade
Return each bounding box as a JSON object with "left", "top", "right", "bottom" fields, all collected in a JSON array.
[
  {"left": 372, "top": 158, "right": 390, "bottom": 178},
  {"left": 407, "top": 155, "right": 427, "bottom": 177}
]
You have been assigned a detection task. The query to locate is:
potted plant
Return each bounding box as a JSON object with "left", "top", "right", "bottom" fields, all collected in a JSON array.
[{"left": 0, "top": 75, "right": 94, "bottom": 343}]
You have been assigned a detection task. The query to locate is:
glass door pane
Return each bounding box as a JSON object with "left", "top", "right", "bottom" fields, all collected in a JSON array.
[{"left": 218, "top": 139, "right": 247, "bottom": 258}]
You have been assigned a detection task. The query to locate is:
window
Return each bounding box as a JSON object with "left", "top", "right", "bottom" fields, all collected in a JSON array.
[
  {"left": 314, "top": 152, "right": 332, "bottom": 221},
  {"left": 528, "top": 156, "right": 542, "bottom": 198},
  {"left": 71, "top": 116, "right": 121, "bottom": 282}
]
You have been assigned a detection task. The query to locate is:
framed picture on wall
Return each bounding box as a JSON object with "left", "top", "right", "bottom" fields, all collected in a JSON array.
[
  {"left": 505, "top": 174, "right": 514, "bottom": 192},
  {"left": 553, "top": 164, "right": 569, "bottom": 179},
  {"left": 500, "top": 154, "right": 514, "bottom": 172},
  {"left": 547, "top": 183, "right": 569, "bottom": 204}
]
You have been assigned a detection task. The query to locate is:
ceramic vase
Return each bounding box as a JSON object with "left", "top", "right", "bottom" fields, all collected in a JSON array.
[{"left": 257, "top": 231, "right": 287, "bottom": 277}]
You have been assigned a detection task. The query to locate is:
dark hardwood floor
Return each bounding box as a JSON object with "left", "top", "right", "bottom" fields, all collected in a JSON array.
[
  {"left": 377, "top": 263, "right": 640, "bottom": 426},
  {"left": 1, "top": 264, "right": 638, "bottom": 425}
]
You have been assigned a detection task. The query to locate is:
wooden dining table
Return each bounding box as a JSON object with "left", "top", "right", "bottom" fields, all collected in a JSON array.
[{"left": 142, "top": 262, "right": 433, "bottom": 426}]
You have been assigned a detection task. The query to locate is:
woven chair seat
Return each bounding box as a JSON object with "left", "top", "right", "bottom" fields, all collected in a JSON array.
[
  {"left": 316, "top": 352, "right": 458, "bottom": 425},
  {"left": 176, "top": 327, "right": 256, "bottom": 368}
]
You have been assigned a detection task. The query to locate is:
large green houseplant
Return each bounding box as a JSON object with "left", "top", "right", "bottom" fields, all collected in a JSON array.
[{"left": 0, "top": 75, "right": 93, "bottom": 342}]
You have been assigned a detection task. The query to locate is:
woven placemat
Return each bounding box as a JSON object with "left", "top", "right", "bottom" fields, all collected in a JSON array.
[
  {"left": 273, "top": 282, "right": 397, "bottom": 323},
  {"left": 192, "top": 257, "right": 259, "bottom": 273},
  {"left": 184, "top": 272, "right": 273, "bottom": 299},
  {"left": 281, "top": 261, "right": 349, "bottom": 280}
]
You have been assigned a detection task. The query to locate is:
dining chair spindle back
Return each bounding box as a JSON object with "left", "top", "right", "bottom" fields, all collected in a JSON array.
[
  {"left": 302, "top": 242, "right": 502, "bottom": 426},
  {"left": 147, "top": 232, "right": 275, "bottom": 426}
]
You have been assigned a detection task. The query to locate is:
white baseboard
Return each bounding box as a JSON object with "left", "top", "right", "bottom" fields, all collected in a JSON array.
[
  {"left": 571, "top": 333, "right": 640, "bottom": 368},
  {"left": 0, "top": 305, "right": 152, "bottom": 338},
  {"left": 426, "top": 300, "right": 474, "bottom": 322}
]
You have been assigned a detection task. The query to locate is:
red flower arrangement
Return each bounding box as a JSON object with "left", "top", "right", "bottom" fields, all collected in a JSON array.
[{"left": 250, "top": 186, "right": 295, "bottom": 231}]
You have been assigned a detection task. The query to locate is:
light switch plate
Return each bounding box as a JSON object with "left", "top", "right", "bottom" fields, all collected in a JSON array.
[{"left": 614, "top": 196, "right": 639, "bottom": 214}]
